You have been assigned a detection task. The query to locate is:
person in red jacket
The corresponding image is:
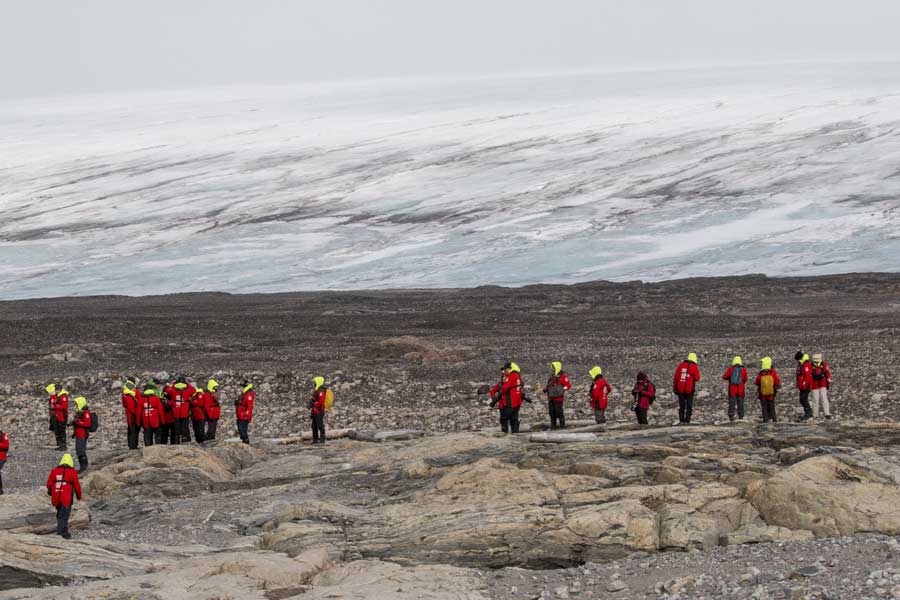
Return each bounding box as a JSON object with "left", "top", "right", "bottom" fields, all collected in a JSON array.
[
  {"left": 190, "top": 387, "right": 208, "bottom": 444},
  {"left": 139, "top": 384, "right": 165, "bottom": 446},
  {"left": 810, "top": 353, "right": 832, "bottom": 420},
  {"left": 793, "top": 352, "right": 813, "bottom": 421},
  {"left": 122, "top": 377, "right": 141, "bottom": 450},
  {"left": 488, "top": 364, "right": 510, "bottom": 432},
  {"left": 236, "top": 380, "right": 255, "bottom": 444},
  {"left": 204, "top": 379, "right": 221, "bottom": 441},
  {"left": 45, "top": 383, "right": 57, "bottom": 441},
  {"left": 631, "top": 372, "right": 656, "bottom": 425},
  {"left": 49, "top": 385, "right": 70, "bottom": 450},
  {"left": 543, "top": 361, "right": 572, "bottom": 430},
  {"left": 0, "top": 429, "right": 9, "bottom": 495},
  {"left": 494, "top": 362, "right": 528, "bottom": 434},
  {"left": 754, "top": 357, "right": 782, "bottom": 423},
  {"left": 159, "top": 379, "right": 176, "bottom": 444},
  {"left": 588, "top": 366, "right": 612, "bottom": 424},
  {"left": 309, "top": 377, "right": 328, "bottom": 444},
  {"left": 673, "top": 353, "right": 701, "bottom": 424},
  {"left": 46, "top": 453, "right": 82, "bottom": 539},
  {"left": 71, "top": 397, "right": 93, "bottom": 473},
  {"left": 166, "top": 377, "right": 195, "bottom": 444},
  {"left": 722, "top": 356, "right": 748, "bottom": 421}
]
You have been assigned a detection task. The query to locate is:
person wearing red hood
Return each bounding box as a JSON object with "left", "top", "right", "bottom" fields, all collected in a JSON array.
[
  {"left": 543, "top": 361, "right": 572, "bottom": 430},
  {"left": 0, "top": 429, "right": 9, "bottom": 495},
  {"left": 46, "top": 453, "right": 82, "bottom": 539},
  {"left": 673, "top": 353, "right": 701, "bottom": 424},
  {"left": 235, "top": 380, "right": 255, "bottom": 444},
  {"left": 121, "top": 377, "right": 141, "bottom": 450},
  {"left": 166, "top": 377, "right": 195, "bottom": 444}
]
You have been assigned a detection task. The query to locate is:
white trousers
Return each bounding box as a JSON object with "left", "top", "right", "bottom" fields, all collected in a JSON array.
[{"left": 811, "top": 387, "right": 830, "bottom": 417}]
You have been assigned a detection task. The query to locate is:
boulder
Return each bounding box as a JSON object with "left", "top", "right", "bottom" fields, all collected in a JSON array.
[
  {"left": 721, "top": 524, "right": 816, "bottom": 545},
  {"left": 748, "top": 453, "right": 900, "bottom": 536},
  {"left": 304, "top": 559, "right": 489, "bottom": 599}
]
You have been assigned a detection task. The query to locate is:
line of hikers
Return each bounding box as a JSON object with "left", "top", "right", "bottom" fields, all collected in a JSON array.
[{"left": 486, "top": 351, "right": 833, "bottom": 431}]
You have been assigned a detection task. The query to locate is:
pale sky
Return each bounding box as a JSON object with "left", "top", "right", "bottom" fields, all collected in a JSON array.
[{"left": 3, "top": 0, "right": 900, "bottom": 98}]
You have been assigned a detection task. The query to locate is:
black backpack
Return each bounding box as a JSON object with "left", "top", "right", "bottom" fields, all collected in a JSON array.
[{"left": 89, "top": 411, "right": 99, "bottom": 433}]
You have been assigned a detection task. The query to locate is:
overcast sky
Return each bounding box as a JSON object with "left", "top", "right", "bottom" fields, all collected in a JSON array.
[{"left": 3, "top": 0, "right": 900, "bottom": 98}]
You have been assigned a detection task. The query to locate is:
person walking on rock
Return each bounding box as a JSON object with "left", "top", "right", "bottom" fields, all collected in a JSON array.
[
  {"left": 46, "top": 453, "right": 82, "bottom": 539},
  {"left": 810, "top": 353, "right": 832, "bottom": 419},
  {"left": 498, "top": 362, "right": 527, "bottom": 434},
  {"left": 139, "top": 384, "right": 164, "bottom": 446},
  {"left": 204, "top": 379, "right": 221, "bottom": 441},
  {"left": 49, "top": 385, "right": 70, "bottom": 450},
  {"left": 544, "top": 362, "right": 572, "bottom": 430},
  {"left": 588, "top": 366, "right": 612, "bottom": 424},
  {"left": 190, "top": 387, "right": 207, "bottom": 444},
  {"left": 673, "top": 353, "right": 701, "bottom": 424},
  {"left": 0, "top": 429, "right": 9, "bottom": 495},
  {"left": 631, "top": 372, "right": 656, "bottom": 425},
  {"left": 122, "top": 377, "right": 141, "bottom": 450},
  {"left": 236, "top": 380, "right": 255, "bottom": 444},
  {"left": 71, "top": 397, "right": 93, "bottom": 473},
  {"left": 794, "top": 352, "right": 813, "bottom": 421},
  {"left": 309, "top": 377, "right": 328, "bottom": 444},
  {"left": 755, "top": 357, "right": 782, "bottom": 423},
  {"left": 722, "top": 356, "right": 748, "bottom": 421}
]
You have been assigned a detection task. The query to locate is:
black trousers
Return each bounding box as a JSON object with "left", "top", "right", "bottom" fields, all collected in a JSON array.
[
  {"left": 760, "top": 397, "right": 777, "bottom": 422},
  {"left": 0, "top": 459, "right": 5, "bottom": 494},
  {"left": 728, "top": 395, "right": 745, "bottom": 420},
  {"left": 237, "top": 419, "right": 250, "bottom": 444},
  {"left": 635, "top": 407, "right": 649, "bottom": 425},
  {"left": 311, "top": 412, "right": 325, "bottom": 442},
  {"left": 548, "top": 401, "right": 566, "bottom": 429},
  {"left": 798, "top": 389, "right": 812, "bottom": 419},
  {"left": 678, "top": 393, "right": 695, "bottom": 423},
  {"left": 144, "top": 427, "right": 161, "bottom": 446},
  {"left": 173, "top": 418, "right": 191, "bottom": 444},
  {"left": 56, "top": 505, "right": 72, "bottom": 537},
  {"left": 75, "top": 437, "right": 88, "bottom": 471},
  {"left": 127, "top": 423, "right": 140, "bottom": 450},
  {"left": 593, "top": 409, "right": 606, "bottom": 424},
  {"left": 206, "top": 419, "right": 218, "bottom": 440},
  {"left": 499, "top": 406, "right": 520, "bottom": 434},
  {"left": 192, "top": 419, "right": 206, "bottom": 444},
  {"left": 53, "top": 421, "right": 68, "bottom": 449}
]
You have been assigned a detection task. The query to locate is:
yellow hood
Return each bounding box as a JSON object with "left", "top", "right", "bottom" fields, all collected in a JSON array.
[
  {"left": 74, "top": 397, "right": 87, "bottom": 411},
  {"left": 45, "top": 383, "right": 57, "bottom": 395},
  {"left": 551, "top": 361, "right": 562, "bottom": 376},
  {"left": 207, "top": 379, "right": 219, "bottom": 391},
  {"left": 732, "top": 356, "right": 743, "bottom": 366},
  {"left": 59, "top": 453, "right": 74, "bottom": 468},
  {"left": 687, "top": 352, "right": 698, "bottom": 363},
  {"left": 761, "top": 357, "right": 773, "bottom": 370},
  {"left": 509, "top": 363, "right": 520, "bottom": 374},
  {"left": 589, "top": 366, "right": 602, "bottom": 379},
  {"left": 242, "top": 383, "right": 253, "bottom": 393},
  {"left": 313, "top": 376, "right": 325, "bottom": 390}
]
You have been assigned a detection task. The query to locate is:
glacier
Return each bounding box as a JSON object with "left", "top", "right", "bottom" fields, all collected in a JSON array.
[{"left": 1, "top": 62, "right": 900, "bottom": 299}]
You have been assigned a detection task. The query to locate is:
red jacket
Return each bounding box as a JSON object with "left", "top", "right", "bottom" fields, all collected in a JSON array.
[
  {"left": 545, "top": 372, "right": 572, "bottom": 403},
  {"left": 205, "top": 391, "right": 221, "bottom": 420},
  {"left": 810, "top": 362, "right": 831, "bottom": 390},
  {"left": 590, "top": 377, "right": 612, "bottom": 411},
  {"left": 500, "top": 372, "right": 524, "bottom": 409},
  {"left": 190, "top": 391, "right": 208, "bottom": 421},
  {"left": 159, "top": 386, "right": 176, "bottom": 425},
  {"left": 795, "top": 361, "right": 812, "bottom": 391},
  {"left": 139, "top": 391, "right": 165, "bottom": 429},
  {"left": 122, "top": 389, "right": 140, "bottom": 426},
  {"left": 73, "top": 410, "right": 92, "bottom": 440},
  {"left": 632, "top": 379, "right": 656, "bottom": 410},
  {"left": 50, "top": 392, "right": 69, "bottom": 423},
  {"left": 167, "top": 383, "right": 195, "bottom": 419},
  {"left": 310, "top": 389, "right": 327, "bottom": 415},
  {"left": 236, "top": 388, "right": 255, "bottom": 421},
  {"left": 754, "top": 369, "right": 782, "bottom": 399},
  {"left": 46, "top": 465, "right": 82, "bottom": 508},
  {"left": 722, "top": 366, "right": 748, "bottom": 397},
  {"left": 0, "top": 431, "right": 9, "bottom": 462},
  {"left": 673, "top": 361, "right": 701, "bottom": 395}
]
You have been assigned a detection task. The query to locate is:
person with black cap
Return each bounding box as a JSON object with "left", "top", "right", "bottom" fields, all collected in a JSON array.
[
  {"left": 794, "top": 352, "right": 813, "bottom": 421},
  {"left": 631, "top": 372, "right": 656, "bottom": 425}
]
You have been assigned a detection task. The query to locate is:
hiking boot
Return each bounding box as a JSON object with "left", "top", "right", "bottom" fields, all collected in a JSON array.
[{"left": 825, "top": 415, "right": 833, "bottom": 420}]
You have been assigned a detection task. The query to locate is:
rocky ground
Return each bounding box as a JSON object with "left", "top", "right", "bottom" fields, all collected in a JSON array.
[{"left": 1, "top": 274, "right": 900, "bottom": 599}]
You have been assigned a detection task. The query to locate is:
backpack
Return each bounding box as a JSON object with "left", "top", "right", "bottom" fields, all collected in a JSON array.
[
  {"left": 730, "top": 367, "right": 743, "bottom": 386},
  {"left": 812, "top": 365, "right": 827, "bottom": 381},
  {"left": 89, "top": 411, "right": 99, "bottom": 432},
  {"left": 546, "top": 375, "right": 566, "bottom": 399},
  {"left": 323, "top": 388, "right": 334, "bottom": 412},
  {"left": 759, "top": 373, "right": 775, "bottom": 397}
]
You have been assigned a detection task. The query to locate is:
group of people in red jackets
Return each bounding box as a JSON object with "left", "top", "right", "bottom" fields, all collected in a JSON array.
[{"left": 487, "top": 352, "right": 833, "bottom": 430}]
